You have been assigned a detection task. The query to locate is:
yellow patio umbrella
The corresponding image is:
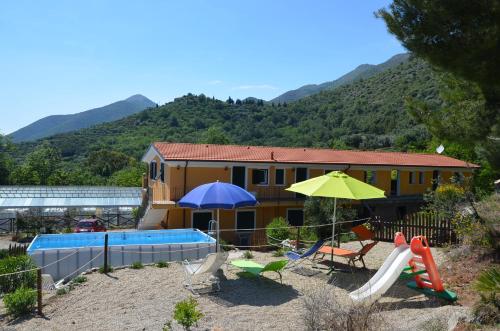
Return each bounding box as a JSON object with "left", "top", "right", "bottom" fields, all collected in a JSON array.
[{"left": 286, "top": 171, "right": 386, "bottom": 249}]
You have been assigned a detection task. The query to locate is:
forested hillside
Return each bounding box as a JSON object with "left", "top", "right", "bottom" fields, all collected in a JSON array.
[{"left": 13, "top": 57, "right": 438, "bottom": 163}]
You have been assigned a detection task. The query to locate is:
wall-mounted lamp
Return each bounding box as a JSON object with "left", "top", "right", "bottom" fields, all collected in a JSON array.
[
  {"left": 224, "top": 166, "right": 228, "bottom": 171},
  {"left": 176, "top": 165, "right": 180, "bottom": 170}
]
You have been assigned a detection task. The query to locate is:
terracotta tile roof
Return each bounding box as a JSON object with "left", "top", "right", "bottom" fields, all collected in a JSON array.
[{"left": 152, "top": 142, "right": 479, "bottom": 169}]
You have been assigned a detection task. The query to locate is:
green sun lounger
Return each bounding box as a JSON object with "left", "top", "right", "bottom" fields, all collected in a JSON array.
[{"left": 230, "top": 259, "right": 288, "bottom": 284}]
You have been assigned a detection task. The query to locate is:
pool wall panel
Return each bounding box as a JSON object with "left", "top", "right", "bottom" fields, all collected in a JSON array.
[{"left": 30, "top": 243, "right": 215, "bottom": 281}]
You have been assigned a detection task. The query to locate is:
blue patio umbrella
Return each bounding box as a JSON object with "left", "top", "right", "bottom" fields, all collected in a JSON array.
[
  {"left": 178, "top": 181, "right": 257, "bottom": 209},
  {"left": 178, "top": 181, "right": 258, "bottom": 250}
]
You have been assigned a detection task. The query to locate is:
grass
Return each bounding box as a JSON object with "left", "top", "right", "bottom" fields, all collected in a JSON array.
[
  {"left": 72, "top": 275, "right": 87, "bottom": 284},
  {"left": 98, "top": 265, "right": 114, "bottom": 274},
  {"left": 131, "top": 261, "right": 144, "bottom": 269},
  {"left": 156, "top": 261, "right": 169, "bottom": 268},
  {"left": 56, "top": 288, "right": 69, "bottom": 295},
  {"left": 243, "top": 250, "right": 254, "bottom": 259}
]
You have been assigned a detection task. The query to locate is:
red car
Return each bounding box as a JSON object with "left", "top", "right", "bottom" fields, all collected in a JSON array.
[{"left": 74, "top": 219, "right": 107, "bottom": 233}]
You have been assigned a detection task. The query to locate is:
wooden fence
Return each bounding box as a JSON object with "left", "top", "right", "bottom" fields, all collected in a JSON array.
[{"left": 369, "top": 213, "right": 458, "bottom": 247}]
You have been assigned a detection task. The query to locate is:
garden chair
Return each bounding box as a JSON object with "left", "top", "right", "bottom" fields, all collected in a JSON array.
[
  {"left": 285, "top": 239, "right": 325, "bottom": 269},
  {"left": 183, "top": 251, "right": 229, "bottom": 294},
  {"left": 313, "top": 241, "right": 378, "bottom": 269},
  {"left": 230, "top": 259, "right": 288, "bottom": 284}
]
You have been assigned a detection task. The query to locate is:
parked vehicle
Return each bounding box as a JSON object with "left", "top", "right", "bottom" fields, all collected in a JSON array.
[{"left": 74, "top": 219, "right": 106, "bottom": 233}]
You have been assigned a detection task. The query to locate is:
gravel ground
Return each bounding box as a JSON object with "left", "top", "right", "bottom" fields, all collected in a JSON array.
[
  {"left": 0, "top": 241, "right": 468, "bottom": 331},
  {"left": 0, "top": 235, "right": 16, "bottom": 250}
]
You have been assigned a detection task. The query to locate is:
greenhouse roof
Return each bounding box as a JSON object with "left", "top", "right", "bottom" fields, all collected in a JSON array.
[{"left": 0, "top": 186, "right": 143, "bottom": 208}]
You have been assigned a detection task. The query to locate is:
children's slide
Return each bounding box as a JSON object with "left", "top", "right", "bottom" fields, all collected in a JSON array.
[{"left": 349, "top": 245, "right": 413, "bottom": 303}]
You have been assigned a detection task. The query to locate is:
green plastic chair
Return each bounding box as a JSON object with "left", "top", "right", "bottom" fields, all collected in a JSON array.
[{"left": 230, "top": 259, "right": 288, "bottom": 284}]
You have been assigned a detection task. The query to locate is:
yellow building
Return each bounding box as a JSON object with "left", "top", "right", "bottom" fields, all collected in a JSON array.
[{"left": 139, "top": 142, "right": 476, "bottom": 243}]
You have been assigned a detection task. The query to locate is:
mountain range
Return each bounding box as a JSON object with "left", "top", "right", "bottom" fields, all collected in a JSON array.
[
  {"left": 12, "top": 54, "right": 440, "bottom": 164},
  {"left": 270, "top": 53, "right": 410, "bottom": 103},
  {"left": 9, "top": 94, "right": 156, "bottom": 142}
]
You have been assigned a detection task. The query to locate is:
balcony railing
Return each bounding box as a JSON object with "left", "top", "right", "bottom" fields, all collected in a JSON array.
[
  {"left": 164, "top": 186, "right": 305, "bottom": 202},
  {"left": 150, "top": 183, "right": 426, "bottom": 204}
]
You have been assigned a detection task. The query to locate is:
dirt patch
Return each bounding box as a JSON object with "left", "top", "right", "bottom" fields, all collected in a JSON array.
[{"left": 439, "top": 246, "right": 498, "bottom": 307}]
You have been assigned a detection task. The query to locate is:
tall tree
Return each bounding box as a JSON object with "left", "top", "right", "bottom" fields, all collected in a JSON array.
[
  {"left": 0, "top": 135, "right": 13, "bottom": 184},
  {"left": 378, "top": 1, "right": 500, "bottom": 168}
]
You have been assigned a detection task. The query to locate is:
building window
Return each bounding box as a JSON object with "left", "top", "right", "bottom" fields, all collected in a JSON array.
[
  {"left": 409, "top": 171, "right": 416, "bottom": 184},
  {"left": 275, "top": 169, "right": 285, "bottom": 185},
  {"left": 160, "top": 163, "right": 165, "bottom": 182},
  {"left": 236, "top": 211, "right": 255, "bottom": 232},
  {"left": 287, "top": 209, "right": 304, "bottom": 226},
  {"left": 150, "top": 161, "right": 157, "bottom": 180},
  {"left": 364, "top": 171, "right": 376, "bottom": 184},
  {"left": 252, "top": 169, "right": 268, "bottom": 185},
  {"left": 418, "top": 171, "right": 424, "bottom": 184},
  {"left": 192, "top": 211, "right": 213, "bottom": 231}
]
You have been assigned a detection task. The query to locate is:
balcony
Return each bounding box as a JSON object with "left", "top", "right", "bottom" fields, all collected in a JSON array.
[{"left": 165, "top": 186, "right": 305, "bottom": 202}]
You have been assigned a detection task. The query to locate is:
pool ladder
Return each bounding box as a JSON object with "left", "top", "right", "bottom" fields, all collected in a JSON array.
[{"left": 208, "top": 219, "right": 220, "bottom": 252}]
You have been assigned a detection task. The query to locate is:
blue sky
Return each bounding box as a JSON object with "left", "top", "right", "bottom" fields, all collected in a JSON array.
[{"left": 0, "top": 0, "right": 404, "bottom": 134}]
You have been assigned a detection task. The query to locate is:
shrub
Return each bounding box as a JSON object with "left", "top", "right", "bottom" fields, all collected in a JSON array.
[
  {"left": 131, "top": 261, "right": 144, "bottom": 269},
  {"left": 72, "top": 275, "right": 87, "bottom": 284},
  {"left": 218, "top": 239, "right": 232, "bottom": 252},
  {"left": 62, "top": 227, "right": 73, "bottom": 234},
  {"left": 272, "top": 248, "right": 290, "bottom": 257},
  {"left": 452, "top": 214, "right": 493, "bottom": 247},
  {"left": 56, "top": 287, "right": 69, "bottom": 295},
  {"left": 472, "top": 302, "right": 499, "bottom": 325},
  {"left": 0, "top": 255, "right": 37, "bottom": 294},
  {"left": 266, "top": 217, "right": 291, "bottom": 243},
  {"left": 3, "top": 286, "right": 37, "bottom": 317},
  {"left": 304, "top": 197, "right": 357, "bottom": 239},
  {"left": 98, "top": 265, "right": 114, "bottom": 274},
  {"left": 302, "top": 285, "right": 384, "bottom": 331},
  {"left": 156, "top": 261, "right": 169, "bottom": 268},
  {"left": 0, "top": 249, "right": 9, "bottom": 259},
  {"left": 243, "top": 251, "right": 254, "bottom": 259},
  {"left": 173, "top": 297, "right": 203, "bottom": 330}
]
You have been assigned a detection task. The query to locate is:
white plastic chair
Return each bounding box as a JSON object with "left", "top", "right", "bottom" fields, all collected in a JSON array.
[{"left": 183, "top": 251, "right": 228, "bottom": 294}]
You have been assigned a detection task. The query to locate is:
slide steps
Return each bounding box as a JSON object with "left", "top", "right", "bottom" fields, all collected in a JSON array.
[{"left": 349, "top": 232, "right": 457, "bottom": 303}]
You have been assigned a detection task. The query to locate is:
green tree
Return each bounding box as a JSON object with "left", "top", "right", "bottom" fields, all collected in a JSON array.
[
  {"left": 303, "top": 197, "right": 357, "bottom": 240},
  {"left": 0, "top": 135, "right": 13, "bottom": 184},
  {"left": 378, "top": 1, "right": 500, "bottom": 168},
  {"left": 108, "top": 166, "right": 144, "bottom": 187},
  {"left": 86, "top": 149, "right": 133, "bottom": 177},
  {"left": 25, "top": 143, "right": 61, "bottom": 184},
  {"left": 10, "top": 165, "right": 40, "bottom": 185},
  {"left": 202, "top": 126, "right": 230, "bottom": 145}
]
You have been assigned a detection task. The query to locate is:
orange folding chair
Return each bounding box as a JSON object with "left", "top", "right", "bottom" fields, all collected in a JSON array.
[{"left": 314, "top": 224, "right": 378, "bottom": 269}]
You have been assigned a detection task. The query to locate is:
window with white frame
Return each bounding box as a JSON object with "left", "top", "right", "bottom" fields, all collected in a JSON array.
[
  {"left": 236, "top": 210, "right": 255, "bottom": 231},
  {"left": 192, "top": 211, "right": 213, "bottom": 231},
  {"left": 287, "top": 209, "right": 304, "bottom": 226},
  {"left": 418, "top": 171, "right": 424, "bottom": 184},
  {"left": 252, "top": 169, "right": 268, "bottom": 185},
  {"left": 409, "top": 171, "right": 416, "bottom": 184},
  {"left": 364, "top": 170, "right": 376, "bottom": 184},
  {"left": 275, "top": 168, "right": 285, "bottom": 185},
  {"left": 150, "top": 161, "right": 157, "bottom": 180},
  {"left": 160, "top": 163, "right": 165, "bottom": 182}
]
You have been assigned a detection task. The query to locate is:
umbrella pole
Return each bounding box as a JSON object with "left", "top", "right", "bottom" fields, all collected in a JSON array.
[
  {"left": 331, "top": 197, "right": 337, "bottom": 262},
  {"left": 216, "top": 209, "right": 220, "bottom": 252}
]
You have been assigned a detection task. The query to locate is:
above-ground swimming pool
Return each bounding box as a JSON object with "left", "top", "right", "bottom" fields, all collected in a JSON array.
[{"left": 28, "top": 229, "right": 216, "bottom": 281}]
